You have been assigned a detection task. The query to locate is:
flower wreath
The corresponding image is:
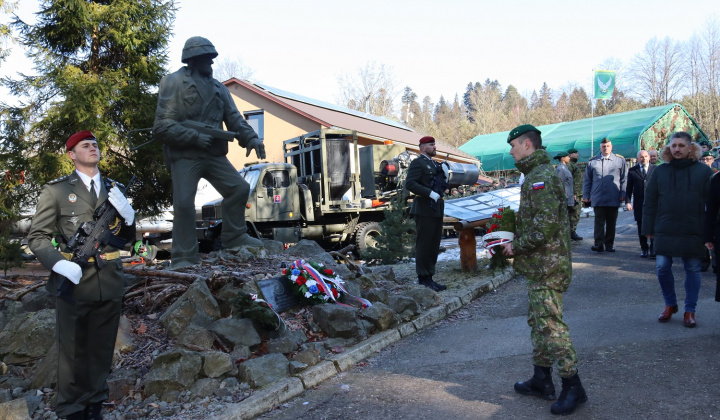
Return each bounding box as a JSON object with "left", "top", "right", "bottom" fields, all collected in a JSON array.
[
  {"left": 482, "top": 207, "right": 516, "bottom": 269},
  {"left": 284, "top": 259, "right": 372, "bottom": 308}
]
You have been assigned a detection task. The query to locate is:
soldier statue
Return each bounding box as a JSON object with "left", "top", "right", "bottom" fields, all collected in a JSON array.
[
  {"left": 154, "top": 36, "right": 265, "bottom": 269},
  {"left": 501, "top": 125, "right": 587, "bottom": 415}
]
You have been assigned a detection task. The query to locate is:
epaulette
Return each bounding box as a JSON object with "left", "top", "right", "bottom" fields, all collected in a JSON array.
[
  {"left": 615, "top": 154, "right": 624, "bottom": 159},
  {"left": 105, "top": 177, "right": 125, "bottom": 189},
  {"left": 588, "top": 155, "right": 601, "bottom": 161},
  {"left": 47, "top": 175, "right": 70, "bottom": 185}
]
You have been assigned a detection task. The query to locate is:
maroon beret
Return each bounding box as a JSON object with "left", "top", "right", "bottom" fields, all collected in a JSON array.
[
  {"left": 419, "top": 136, "right": 435, "bottom": 144},
  {"left": 66, "top": 130, "right": 96, "bottom": 151}
]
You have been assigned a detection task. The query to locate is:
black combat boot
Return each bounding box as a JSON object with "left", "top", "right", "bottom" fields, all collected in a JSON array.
[
  {"left": 514, "top": 365, "right": 556, "bottom": 400},
  {"left": 418, "top": 275, "right": 447, "bottom": 292},
  {"left": 570, "top": 231, "right": 583, "bottom": 241},
  {"left": 550, "top": 373, "right": 587, "bottom": 415},
  {"left": 86, "top": 401, "right": 104, "bottom": 420}
]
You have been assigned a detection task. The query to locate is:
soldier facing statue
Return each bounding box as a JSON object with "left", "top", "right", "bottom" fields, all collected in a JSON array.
[{"left": 153, "top": 36, "right": 266, "bottom": 269}]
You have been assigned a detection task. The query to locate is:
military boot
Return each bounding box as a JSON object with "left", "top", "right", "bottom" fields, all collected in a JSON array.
[
  {"left": 550, "top": 373, "right": 587, "bottom": 415},
  {"left": 570, "top": 231, "right": 583, "bottom": 241},
  {"left": 514, "top": 365, "right": 556, "bottom": 400}
]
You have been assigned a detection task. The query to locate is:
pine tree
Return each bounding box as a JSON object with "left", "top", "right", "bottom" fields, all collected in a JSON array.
[
  {"left": 359, "top": 193, "right": 415, "bottom": 265},
  {"left": 1, "top": 0, "right": 176, "bottom": 215}
]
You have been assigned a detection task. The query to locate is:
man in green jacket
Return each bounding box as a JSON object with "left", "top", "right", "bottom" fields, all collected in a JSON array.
[
  {"left": 405, "top": 136, "right": 448, "bottom": 292},
  {"left": 642, "top": 131, "right": 713, "bottom": 327},
  {"left": 29, "top": 131, "right": 136, "bottom": 420},
  {"left": 501, "top": 124, "right": 586, "bottom": 416}
]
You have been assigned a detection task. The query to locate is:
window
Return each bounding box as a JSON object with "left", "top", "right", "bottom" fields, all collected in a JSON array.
[{"left": 244, "top": 110, "right": 264, "bottom": 139}]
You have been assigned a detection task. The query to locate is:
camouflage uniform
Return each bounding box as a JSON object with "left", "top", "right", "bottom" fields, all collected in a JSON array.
[
  {"left": 567, "top": 160, "right": 583, "bottom": 232},
  {"left": 513, "top": 149, "right": 578, "bottom": 378}
]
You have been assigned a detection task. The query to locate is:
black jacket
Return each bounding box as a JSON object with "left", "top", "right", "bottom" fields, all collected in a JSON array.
[{"left": 625, "top": 163, "right": 655, "bottom": 221}]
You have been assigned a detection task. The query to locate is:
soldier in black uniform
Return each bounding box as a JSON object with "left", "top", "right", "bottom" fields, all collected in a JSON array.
[
  {"left": 405, "top": 136, "right": 448, "bottom": 292},
  {"left": 28, "top": 131, "right": 135, "bottom": 420}
]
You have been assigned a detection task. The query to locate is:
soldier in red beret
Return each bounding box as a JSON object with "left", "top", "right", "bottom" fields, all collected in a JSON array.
[
  {"left": 29, "top": 131, "right": 136, "bottom": 419},
  {"left": 405, "top": 136, "right": 449, "bottom": 291}
]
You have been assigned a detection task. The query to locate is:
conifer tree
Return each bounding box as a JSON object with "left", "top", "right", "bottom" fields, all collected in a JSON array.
[{"left": 1, "top": 0, "right": 176, "bottom": 214}]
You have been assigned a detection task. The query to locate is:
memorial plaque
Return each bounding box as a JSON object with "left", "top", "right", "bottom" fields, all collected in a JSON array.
[{"left": 256, "top": 276, "right": 302, "bottom": 313}]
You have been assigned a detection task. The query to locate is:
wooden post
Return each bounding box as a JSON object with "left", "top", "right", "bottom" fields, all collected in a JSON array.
[{"left": 459, "top": 228, "right": 477, "bottom": 272}]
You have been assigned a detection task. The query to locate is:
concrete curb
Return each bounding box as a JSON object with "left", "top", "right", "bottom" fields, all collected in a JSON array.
[{"left": 215, "top": 268, "right": 515, "bottom": 419}]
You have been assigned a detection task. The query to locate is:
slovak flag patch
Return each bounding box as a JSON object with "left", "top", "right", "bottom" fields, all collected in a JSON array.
[{"left": 532, "top": 182, "right": 545, "bottom": 190}]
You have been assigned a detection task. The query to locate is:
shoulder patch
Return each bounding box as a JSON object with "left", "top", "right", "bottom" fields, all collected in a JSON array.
[
  {"left": 532, "top": 182, "right": 545, "bottom": 190},
  {"left": 47, "top": 175, "right": 70, "bottom": 185}
]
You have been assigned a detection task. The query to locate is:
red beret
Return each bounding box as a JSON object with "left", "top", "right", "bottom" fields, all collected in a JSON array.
[
  {"left": 66, "top": 130, "right": 96, "bottom": 150},
  {"left": 419, "top": 136, "right": 435, "bottom": 144}
]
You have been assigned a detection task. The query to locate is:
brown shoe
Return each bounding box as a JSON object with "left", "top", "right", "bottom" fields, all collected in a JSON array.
[
  {"left": 658, "top": 305, "right": 678, "bottom": 322},
  {"left": 683, "top": 312, "right": 696, "bottom": 328}
]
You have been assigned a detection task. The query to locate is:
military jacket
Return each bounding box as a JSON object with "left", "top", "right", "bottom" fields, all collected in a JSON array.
[
  {"left": 513, "top": 150, "right": 572, "bottom": 292},
  {"left": 582, "top": 153, "right": 627, "bottom": 206},
  {"left": 567, "top": 160, "right": 583, "bottom": 199},
  {"left": 405, "top": 154, "right": 445, "bottom": 218},
  {"left": 153, "top": 66, "right": 259, "bottom": 165},
  {"left": 28, "top": 172, "right": 135, "bottom": 301},
  {"left": 556, "top": 163, "right": 574, "bottom": 206}
]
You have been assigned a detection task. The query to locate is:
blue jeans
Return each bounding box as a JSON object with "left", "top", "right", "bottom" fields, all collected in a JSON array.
[{"left": 656, "top": 255, "right": 702, "bottom": 313}]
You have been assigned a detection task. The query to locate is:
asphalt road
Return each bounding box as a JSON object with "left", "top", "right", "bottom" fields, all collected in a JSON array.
[{"left": 258, "top": 209, "right": 720, "bottom": 419}]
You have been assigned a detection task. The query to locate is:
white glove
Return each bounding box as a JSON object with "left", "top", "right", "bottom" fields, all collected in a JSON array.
[
  {"left": 52, "top": 260, "right": 82, "bottom": 285},
  {"left": 108, "top": 186, "right": 135, "bottom": 225},
  {"left": 441, "top": 162, "right": 450, "bottom": 181},
  {"left": 429, "top": 191, "right": 440, "bottom": 202},
  {"left": 245, "top": 138, "right": 266, "bottom": 159}
]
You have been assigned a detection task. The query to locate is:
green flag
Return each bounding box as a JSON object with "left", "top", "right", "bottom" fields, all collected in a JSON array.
[{"left": 594, "top": 70, "right": 615, "bottom": 100}]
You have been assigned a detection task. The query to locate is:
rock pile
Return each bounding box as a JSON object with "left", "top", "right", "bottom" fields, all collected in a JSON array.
[{"left": 0, "top": 239, "right": 448, "bottom": 419}]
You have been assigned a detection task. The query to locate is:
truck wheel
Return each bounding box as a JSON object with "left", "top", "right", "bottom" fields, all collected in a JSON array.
[{"left": 355, "top": 221, "right": 382, "bottom": 253}]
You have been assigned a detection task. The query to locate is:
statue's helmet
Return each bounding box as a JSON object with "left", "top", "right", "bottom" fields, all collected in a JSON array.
[{"left": 181, "top": 36, "right": 218, "bottom": 63}]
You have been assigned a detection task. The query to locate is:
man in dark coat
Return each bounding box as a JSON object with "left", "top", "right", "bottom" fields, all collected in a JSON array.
[
  {"left": 28, "top": 131, "right": 135, "bottom": 419},
  {"left": 405, "top": 136, "right": 448, "bottom": 292},
  {"left": 625, "top": 150, "right": 655, "bottom": 257},
  {"left": 643, "top": 132, "right": 713, "bottom": 328}
]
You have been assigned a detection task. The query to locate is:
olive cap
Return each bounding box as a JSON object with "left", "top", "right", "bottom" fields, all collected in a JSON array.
[{"left": 507, "top": 124, "right": 541, "bottom": 143}]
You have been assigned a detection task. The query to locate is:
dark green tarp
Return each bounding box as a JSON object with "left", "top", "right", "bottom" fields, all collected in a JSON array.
[{"left": 459, "top": 104, "right": 709, "bottom": 171}]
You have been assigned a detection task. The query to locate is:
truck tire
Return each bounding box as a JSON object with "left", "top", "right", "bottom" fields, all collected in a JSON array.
[{"left": 354, "top": 221, "right": 382, "bottom": 253}]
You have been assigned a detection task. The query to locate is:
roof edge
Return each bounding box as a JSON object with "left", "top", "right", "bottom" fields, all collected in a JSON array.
[{"left": 223, "top": 78, "right": 332, "bottom": 127}]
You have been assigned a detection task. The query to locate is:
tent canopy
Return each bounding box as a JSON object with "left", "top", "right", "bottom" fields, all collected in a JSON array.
[{"left": 459, "top": 104, "right": 708, "bottom": 172}]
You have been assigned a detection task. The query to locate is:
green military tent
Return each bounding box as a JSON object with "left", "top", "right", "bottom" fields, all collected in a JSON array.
[{"left": 459, "top": 104, "right": 709, "bottom": 172}]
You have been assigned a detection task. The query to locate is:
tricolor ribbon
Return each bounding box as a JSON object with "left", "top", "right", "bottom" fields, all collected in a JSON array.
[{"left": 295, "top": 259, "right": 372, "bottom": 308}]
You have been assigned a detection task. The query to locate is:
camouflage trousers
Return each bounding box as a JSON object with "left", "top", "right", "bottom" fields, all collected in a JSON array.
[
  {"left": 569, "top": 202, "right": 580, "bottom": 232},
  {"left": 527, "top": 287, "right": 578, "bottom": 377}
]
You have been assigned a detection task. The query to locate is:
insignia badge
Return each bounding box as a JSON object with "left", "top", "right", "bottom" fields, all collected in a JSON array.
[
  {"left": 532, "top": 182, "right": 545, "bottom": 190},
  {"left": 69, "top": 216, "right": 80, "bottom": 226},
  {"left": 68, "top": 193, "right": 77, "bottom": 203}
]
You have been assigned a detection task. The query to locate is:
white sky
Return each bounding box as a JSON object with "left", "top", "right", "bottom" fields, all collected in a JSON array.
[{"left": 2, "top": 0, "right": 719, "bottom": 107}]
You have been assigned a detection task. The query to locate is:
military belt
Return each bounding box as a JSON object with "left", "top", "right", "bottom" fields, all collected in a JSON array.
[{"left": 61, "top": 251, "right": 121, "bottom": 263}]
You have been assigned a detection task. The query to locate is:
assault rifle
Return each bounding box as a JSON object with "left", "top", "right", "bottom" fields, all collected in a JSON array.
[
  {"left": 58, "top": 175, "right": 136, "bottom": 303},
  {"left": 181, "top": 120, "right": 236, "bottom": 142}
]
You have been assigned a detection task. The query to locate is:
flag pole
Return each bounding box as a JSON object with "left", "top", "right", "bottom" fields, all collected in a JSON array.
[{"left": 591, "top": 69, "right": 594, "bottom": 159}]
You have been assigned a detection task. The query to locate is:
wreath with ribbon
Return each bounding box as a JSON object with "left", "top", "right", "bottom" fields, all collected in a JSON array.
[{"left": 284, "top": 259, "right": 372, "bottom": 308}]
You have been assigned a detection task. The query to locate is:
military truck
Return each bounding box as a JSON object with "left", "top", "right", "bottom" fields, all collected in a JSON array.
[{"left": 197, "top": 128, "right": 479, "bottom": 252}]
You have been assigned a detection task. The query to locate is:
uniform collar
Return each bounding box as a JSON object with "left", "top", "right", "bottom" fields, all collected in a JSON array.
[{"left": 75, "top": 170, "right": 102, "bottom": 196}]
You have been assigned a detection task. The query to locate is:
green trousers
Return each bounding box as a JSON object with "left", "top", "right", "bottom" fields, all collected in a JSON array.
[
  {"left": 170, "top": 156, "right": 250, "bottom": 266},
  {"left": 55, "top": 297, "right": 122, "bottom": 417},
  {"left": 527, "top": 287, "right": 578, "bottom": 378}
]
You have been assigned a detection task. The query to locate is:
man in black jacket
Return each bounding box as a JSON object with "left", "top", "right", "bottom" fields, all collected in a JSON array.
[
  {"left": 625, "top": 150, "right": 655, "bottom": 257},
  {"left": 643, "top": 132, "right": 713, "bottom": 328},
  {"left": 405, "top": 136, "right": 448, "bottom": 292}
]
